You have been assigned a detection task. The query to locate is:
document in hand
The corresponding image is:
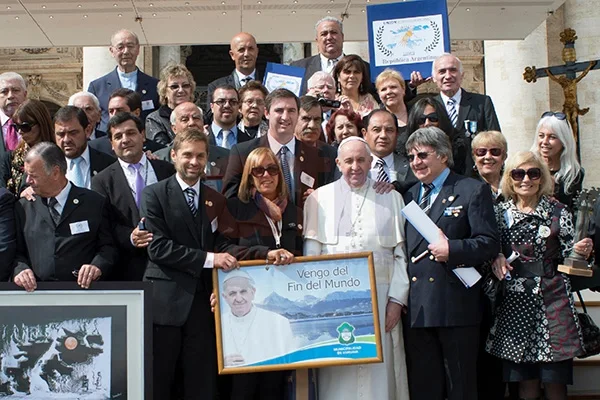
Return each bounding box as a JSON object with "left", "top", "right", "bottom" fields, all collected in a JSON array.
[{"left": 401, "top": 201, "right": 481, "bottom": 288}]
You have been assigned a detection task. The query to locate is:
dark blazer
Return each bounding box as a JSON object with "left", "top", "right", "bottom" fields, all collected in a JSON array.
[
  {"left": 87, "top": 147, "right": 116, "bottom": 180},
  {"left": 140, "top": 176, "right": 233, "bottom": 326},
  {"left": 206, "top": 125, "right": 253, "bottom": 148},
  {"left": 435, "top": 89, "right": 501, "bottom": 175},
  {"left": 219, "top": 198, "right": 304, "bottom": 259},
  {"left": 92, "top": 129, "right": 107, "bottom": 139},
  {"left": 222, "top": 135, "right": 333, "bottom": 209},
  {"left": 153, "top": 144, "right": 230, "bottom": 177},
  {"left": 0, "top": 188, "right": 16, "bottom": 281},
  {"left": 14, "top": 185, "right": 117, "bottom": 281},
  {"left": 317, "top": 140, "right": 340, "bottom": 183},
  {"left": 88, "top": 67, "right": 159, "bottom": 132},
  {"left": 145, "top": 106, "right": 174, "bottom": 145},
  {"left": 206, "top": 69, "right": 263, "bottom": 109},
  {"left": 88, "top": 135, "right": 165, "bottom": 157},
  {"left": 390, "top": 152, "right": 418, "bottom": 195},
  {"left": 91, "top": 159, "right": 175, "bottom": 281},
  {"left": 403, "top": 172, "right": 499, "bottom": 328}
]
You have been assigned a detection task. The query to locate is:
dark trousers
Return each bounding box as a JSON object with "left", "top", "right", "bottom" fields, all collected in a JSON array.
[
  {"left": 404, "top": 323, "right": 480, "bottom": 400},
  {"left": 153, "top": 291, "right": 217, "bottom": 400},
  {"left": 230, "top": 371, "right": 287, "bottom": 400}
]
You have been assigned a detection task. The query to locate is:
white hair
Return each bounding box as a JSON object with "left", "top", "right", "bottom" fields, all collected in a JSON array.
[
  {"left": 315, "top": 16, "right": 343, "bottom": 34},
  {"left": 170, "top": 104, "right": 204, "bottom": 125},
  {"left": 0, "top": 72, "right": 27, "bottom": 90},
  {"left": 110, "top": 29, "right": 139, "bottom": 46},
  {"left": 337, "top": 136, "right": 372, "bottom": 156},
  {"left": 68, "top": 91, "right": 100, "bottom": 111},
  {"left": 307, "top": 71, "right": 334, "bottom": 89},
  {"left": 431, "top": 53, "right": 464, "bottom": 77}
]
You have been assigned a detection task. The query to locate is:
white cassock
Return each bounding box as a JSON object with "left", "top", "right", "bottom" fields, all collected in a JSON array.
[
  {"left": 303, "top": 177, "right": 410, "bottom": 400},
  {"left": 222, "top": 306, "right": 296, "bottom": 366}
]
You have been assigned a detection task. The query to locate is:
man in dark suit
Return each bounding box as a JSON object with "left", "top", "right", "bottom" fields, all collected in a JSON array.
[
  {"left": 92, "top": 113, "right": 174, "bottom": 281},
  {"left": 140, "top": 128, "right": 238, "bottom": 399},
  {"left": 88, "top": 88, "right": 164, "bottom": 156},
  {"left": 207, "top": 84, "right": 252, "bottom": 149},
  {"left": 0, "top": 187, "right": 16, "bottom": 281},
  {"left": 88, "top": 29, "right": 159, "bottom": 131},
  {"left": 53, "top": 106, "right": 115, "bottom": 189},
  {"left": 432, "top": 53, "right": 501, "bottom": 174},
  {"left": 206, "top": 32, "right": 261, "bottom": 109},
  {"left": 223, "top": 88, "right": 334, "bottom": 208},
  {"left": 402, "top": 126, "right": 499, "bottom": 400},
  {"left": 13, "top": 142, "right": 117, "bottom": 291},
  {"left": 0, "top": 72, "right": 28, "bottom": 157},
  {"left": 68, "top": 92, "right": 106, "bottom": 139}
]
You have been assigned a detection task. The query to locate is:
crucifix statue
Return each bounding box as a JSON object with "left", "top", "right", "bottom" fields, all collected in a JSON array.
[{"left": 523, "top": 28, "right": 599, "bottom": 156}]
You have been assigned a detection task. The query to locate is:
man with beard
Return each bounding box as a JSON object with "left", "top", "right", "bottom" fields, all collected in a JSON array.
[{"left": 207, "top": 85, "right": 252, "bottom": 149}]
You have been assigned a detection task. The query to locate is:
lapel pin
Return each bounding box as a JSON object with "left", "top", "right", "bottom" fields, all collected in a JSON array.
[
  {"left": 205, "top": 200, "right": 213, "bottom": 207},
  {"left": 142, "top": 89, "right": 147, "bottom": 94},
  {"left": 429, "top": 254, "right": 435, "bottom": 260},
  {"left": 299, "top": 156, "right": 304, "bottom": 162},
  {"left": 211, "top": 161, "right": 216, "bottom": 166},
  {"left": 448, "top": 195, "right": 455, "bottom": 202},
  {"left": 93, "top": 170, "right": 98, "bottom": 176},
  {"left": 298, "top": 224, "right": 302, "bottom": 230},
  {"left": 442, "top": 199, "right": 447, "bottom": 204},
  {"left": 73, "top": 199, "right": 79, "bottom": 205}
]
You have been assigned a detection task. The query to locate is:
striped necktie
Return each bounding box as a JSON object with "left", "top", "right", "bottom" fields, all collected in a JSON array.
[
  {"left": 447, "top": 98, "right": 458, "bottom": 128},
  {"left": 375, "top": 158, "right": 390, "bottom": 183},
  {"left": 419, "top": 183, "right": 434, "bottom": 213},
  {"left": 184, "top": 187, "right": 197, "bottom": 216},
  {"left": 279, "top": 146, "right": 293, "bottom": 200}
]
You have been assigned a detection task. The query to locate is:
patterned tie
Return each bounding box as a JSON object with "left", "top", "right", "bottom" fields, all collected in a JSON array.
[
  {"left": 240, "top": 77, "right": 251, "bottom": 86},
  {"left": 5, "top": 120, "right": 18, "bottom": 151},
  {"left": 71, "top": 157, "right": 85, "bottom": 187},
  {"left": 129, "top": 163, "right": 145, "bottom": 207},
  {"left": 419, "top": 183, "right": 434, "bottom": 213},
  {"left": 447, "top": 98, "right": 458, "bottom": 128},
  {"left": 184, "top": 187, "right": 197, "bottom": 216},
  {"left": 279, "top": 146, "right": 293, "bottom": 200},
  {"left": 375, "top": 158, "right": 390, "bottom": 183},
  {"left": 48, "top": 197, "right": 61, "bottom": 225},
  {"left": 220, "top": 130, "right": 231, "bottom": 149},
  {"left": 326, "top": 58, "right": 337, "bottom": 74}
]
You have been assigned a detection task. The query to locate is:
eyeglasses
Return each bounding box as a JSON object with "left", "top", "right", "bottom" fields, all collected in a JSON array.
[
  {"left": 168, "top": 83, "right": 192, "bottom": 91},
  {"left": 12, "top": 122, "right": 36, "bottom": 133},
  {"left": 251, "top": 164, "right": 279, "bottom": 177},
  {"left": 416, "top": 113, "right": 439, "bottom": 125},
  {"left": 541, "top": 111, "right": 566, "bottom": 120},
  {"left": 242, "top": 98, "right": 265, "bottom": 107},
  {"left": 474, "top": 147, "right": 503, "bottom": 157},
  {"left": 408, "top": 152, "right": 435, "bottom": 162},
  {"left": 212, "top": 99, "right": 239, "bottom": 107},
  {"left": 510, "top": 168, "right": 542, "bottom": 181}
]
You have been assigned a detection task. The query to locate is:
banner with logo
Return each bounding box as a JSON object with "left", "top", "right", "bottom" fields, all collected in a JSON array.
[
  {"left": 367, "top": 0, "right": 451, "bottom": 80},
  {"left": 213, "top": 252, "right": 382, "bottom": 374}
]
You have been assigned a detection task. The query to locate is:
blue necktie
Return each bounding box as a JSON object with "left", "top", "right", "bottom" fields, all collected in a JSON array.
[
  {"left": 184, "top": 187, "right": 197, "bottom": 216},
  {"left": 71, "top": 157, "right": 85, "bottom": 187},
  {"left": 447, "top": 98, "right": 458, "bottom": 128},
  {"left": 279, "top": 146, "right": 293, "bottom": 200}
]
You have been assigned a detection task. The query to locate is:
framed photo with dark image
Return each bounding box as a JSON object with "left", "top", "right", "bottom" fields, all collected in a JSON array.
[{"left": 0, "top": 282, "right": 152, "bottom": 399}]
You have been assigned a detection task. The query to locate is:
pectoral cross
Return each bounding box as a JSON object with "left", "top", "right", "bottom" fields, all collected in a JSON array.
[{"left": 523, "top": 28, "right": 599, "bottom": 158}]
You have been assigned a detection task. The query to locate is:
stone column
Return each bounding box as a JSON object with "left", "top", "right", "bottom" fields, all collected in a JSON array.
[
  {"left": 283, "top": 43, "right": 304, "bottom": 65},
  {"left": 158, "top": 45, "right": 181, "bottom": 71},
  {"left": 82, "top": 46, "right": 146, "bottom": 91}
]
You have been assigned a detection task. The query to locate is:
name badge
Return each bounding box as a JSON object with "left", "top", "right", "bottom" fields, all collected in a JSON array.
[
  {"left": 69, "top": 220, "right": 90, "bottom": 235},
  {"left": 211, "top": 217, "right": 218, "bottom": 233},
  {"left": 300, "top": 171, "right": 315, "bottom": 188},
  {"left": 141, "top": 100, "right": 154, "bottom": 111}
]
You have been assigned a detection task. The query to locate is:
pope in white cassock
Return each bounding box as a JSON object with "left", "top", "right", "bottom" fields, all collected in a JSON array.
[
  {"left": 221, "top": 269, "right": 296, "bottom": 366},
  {"left": 303, "top": 136, "right": 410, "bottom": 400}
]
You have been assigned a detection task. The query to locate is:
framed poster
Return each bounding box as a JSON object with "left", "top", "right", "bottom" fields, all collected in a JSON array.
[
  {"left": 0, "top": 282, "right": 152, "bottom": 399},
  {"left": 213, "top": 252, "right": 382, "bottom": 374},
  {"left": 263, "top": 62, "right": 306, "bottom": 96}
]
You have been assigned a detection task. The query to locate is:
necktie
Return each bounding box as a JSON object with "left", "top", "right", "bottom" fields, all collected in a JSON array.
[
  {"left": 326, "top": 58, "right": 337, "bottom": 74},
  {"left": 375, "top": 158, "right": 390, "bottom": 183},
  {"left": 71, "top": 157, "right": 85, "bottom": 187},
  {"left": 447, "top": 98, "right": 458, "bottom": 128},
  {"left": 48, "top": 197, "right": 61, "bottom": 225},
  {"left": 184, "top": 187, "right": 197, "bottom": 216},
  {"left": 240, "top": 77, "right": 251, "bottom": 86},
  {"left": 5, "top": 120, "right": 18, "bottom": 151},
  {"left": 129, "top": 163, "right": 145, "bottom": 207},
  {"left": 221, "top": 130, "right": 231, "bottom": 149},
  {"left": 279, "top": 146, "right": 293, "bottom": 200},
  {"left": 419, "top": 183, "right": 434, "bottom": 213}
]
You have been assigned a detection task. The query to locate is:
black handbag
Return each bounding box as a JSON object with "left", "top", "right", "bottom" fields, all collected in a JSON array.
[{"left": 576, "top": 291, "right": 600, "bottom": 358}]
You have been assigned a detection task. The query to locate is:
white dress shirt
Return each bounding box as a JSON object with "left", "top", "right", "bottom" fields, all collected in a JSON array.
[
  {"left": 51, "top": 181, "right": 72, "bottom": 216},
  {"left": 439, "top": 88, "right": 463, "bottom": 120},
  {"left": 234, "top": 69, "right": 256, "bottom": 86},
  {"left": 369, "top": 153, "right": 396, "bottom": 182}
]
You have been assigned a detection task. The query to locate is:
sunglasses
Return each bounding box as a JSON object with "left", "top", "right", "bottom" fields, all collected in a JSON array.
[
  {"left": 168, "top": 83, "right": 192, "bottom": 91},
  {"left": 408, "top": 151, "right": 435, "bottom": 162},
  {"left": 212, "top": 99, "right": 239, "bottom": 107},
  {"left": 541, "top": 111, "right": 566, "bottom": 120},
  {"left": 11, "top": 122, "right": 36, "bottom": 133},
  {"left": 474, "top": 147, "right": 502, "bottom": 157},
  {"left": 251, "top": 164, "right": 279, "bottom": 177},
  {"left": 417, "top": 113, "right": 439, "bottom": 125},
  {"left": 510, "top": 168, "right": 542, "bottom": 181}
]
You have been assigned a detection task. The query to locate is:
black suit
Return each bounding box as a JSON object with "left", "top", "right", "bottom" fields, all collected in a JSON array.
[
  {"left": 88, "top": 135, "right": 165, "bottom": 157},
  {"left": 86, "top": 146, "right": 116, "bottom": 181},
  {"left": 154, "top": 144, "right": 230, "bottom": 177},
  {"left": 222, "top": 135, "right": 334, "bottom": 209},
  {"left": 435, "top": 89, "right": 501, "bottom": 175},
  {"left": 91, "top": 159, "right": 175, "bottom": 281},
  {"left": 14, "top": 184, "right": 117, "bottom": 281},
  {"left": 402, "top": 171, "right": 499, "bottom": 400},
  {"left": 140, "top": 176, "right": 233, "bottom": 399},
  {"left": 0, "top": 188, "right": 16, "bottom": 281},
  {"left": 206, "top": 69, "right": 263, "bottom": 109}
]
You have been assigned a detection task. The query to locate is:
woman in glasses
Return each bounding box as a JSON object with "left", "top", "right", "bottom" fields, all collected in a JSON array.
[
  {"left": 0, "top": 99, "right": 54, "bottom": 195},
  {"left": 333, "top": 55, "right": 378, "bottom": 117},
  {"left": 325, "top": 108, "right": 363, "bottom": 147},
  {"left": 471, "top": 131, "right": 507, "bottom": 202},
  {"left": 405, "top": 97, "right": 466, "bottom": 175},
  {"left": 530, "top": 111, "right": 582, "bottom": 210},
  {"left": 146, "top": 63, "right": 196, "bottom": 145},
  {"left": 486, "top": 151, "right": 591, "bottom": 400},
  {"left": 218, "top": 147, "right": 303, "bottom": 399}
]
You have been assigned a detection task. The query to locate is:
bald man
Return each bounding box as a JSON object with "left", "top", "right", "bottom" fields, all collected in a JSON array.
[{"left": 206, "top": 32, "right": 262, "bottom": 109}]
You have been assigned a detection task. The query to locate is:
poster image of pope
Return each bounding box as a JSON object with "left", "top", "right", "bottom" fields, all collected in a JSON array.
[{"left": 216, "top": 254, "right": 381, "bottom": 372}]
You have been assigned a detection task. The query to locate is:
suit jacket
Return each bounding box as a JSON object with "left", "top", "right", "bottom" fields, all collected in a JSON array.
[
  {"left": 88, "top": 67, "right": 159, "bottom": 132},
  {"left": 435, "top": 89, "right": 501, "bottom": 175},
  {"left": 206, "top": 125, "right": 252, "bottom": 149},
  {"left": 222, "top": 135, "right": 334, "bottom": 209},
  {"left": 140, "top": 176, "right": 233, "bottom": 326},
  {"left": 390, "top": 152, "right": 418, "bottom": 195},
  {"left": 0, "top": 188, "right": 16, "bottom": 281},
  {"left": 403, "top": 172, "right": 499, "bottom": 328},
  {"left": 14, "top": 185, "right": 117, "bottom": 281},
  {"left": 206, "top": 69, "right": 263, "bottom": 109},
  {"left": 88, "top": 147, "right": 116, "bottom": 180},
  {"left": 88, "top": 135, "right": 165, "bottom": 157},
  {"left": 145, "top": 106, "right": 174, "bottom": 145},
  {"left": 317, "top": 140, "right": 340, "bottom": 183},
  {"left": 91, "top": 159, "right": 175, "bottom": 281},
  {"left": 154, "top": 144, "right": 230, "bottom": 177}
]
